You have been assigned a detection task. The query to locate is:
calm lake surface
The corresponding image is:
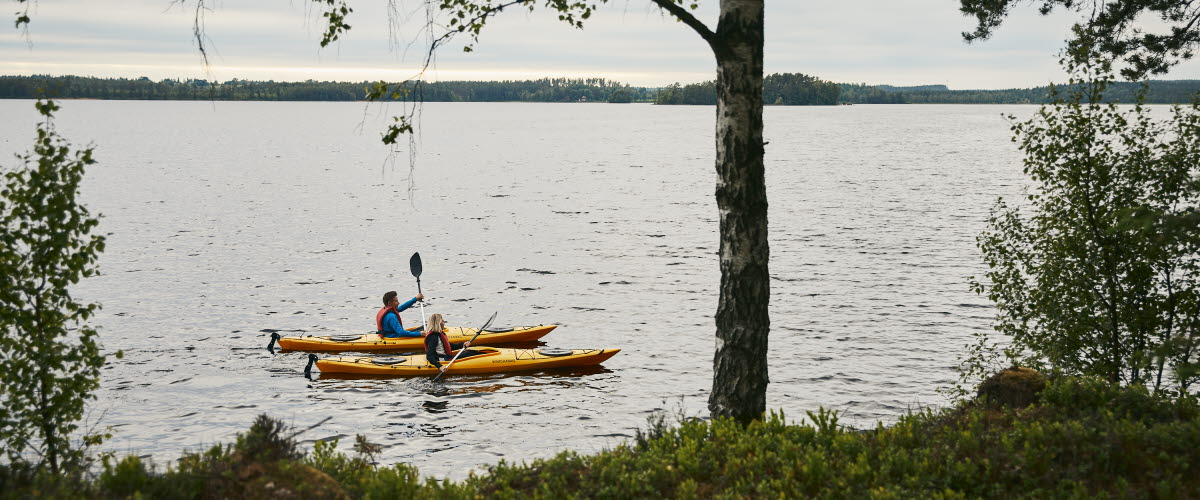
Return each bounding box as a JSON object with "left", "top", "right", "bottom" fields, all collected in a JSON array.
[{"left": 0, "top": 100, "right": 1035, "bottom": 477}]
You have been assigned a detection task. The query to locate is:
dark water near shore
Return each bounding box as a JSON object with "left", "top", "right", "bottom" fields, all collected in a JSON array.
[{"left": 0, "top": 100, "right": 1034, "bottom": 477}]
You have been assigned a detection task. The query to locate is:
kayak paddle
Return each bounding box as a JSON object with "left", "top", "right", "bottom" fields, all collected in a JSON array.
[
  {"left": 409, "top": 252, "right": 427, "bottom": 329},
  {"left": 433, "top": 311, "right": 498, "bottom": 382}
]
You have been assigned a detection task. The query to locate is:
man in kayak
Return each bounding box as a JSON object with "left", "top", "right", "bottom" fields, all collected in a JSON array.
[
  {"left": 377, "top": 291, "right": 424, "bottom": 338},
  {"left": 423, "top": 313, "right": 478, "bottom": 372}
]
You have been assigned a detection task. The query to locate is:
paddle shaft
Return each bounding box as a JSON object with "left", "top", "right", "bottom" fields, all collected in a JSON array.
[
  {"left": 416, "top": 277, "right": 427, "bottom": 329},
  {"left": 433, "top": 312, "right": 497, "bottom": 381}
]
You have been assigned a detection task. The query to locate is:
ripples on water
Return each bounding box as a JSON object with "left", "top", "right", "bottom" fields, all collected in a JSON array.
[{"left": 0, "top": 100, "right": 1041, "bottom": 477}]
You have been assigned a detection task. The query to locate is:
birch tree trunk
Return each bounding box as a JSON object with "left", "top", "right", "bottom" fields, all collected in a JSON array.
[{"left": 707, "top": 0, "right": 769, "bottom": 424}]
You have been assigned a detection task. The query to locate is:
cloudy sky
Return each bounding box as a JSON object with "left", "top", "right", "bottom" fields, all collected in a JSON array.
[{"left": 4, "top": 0, "right": 1200, "bottom": 89}]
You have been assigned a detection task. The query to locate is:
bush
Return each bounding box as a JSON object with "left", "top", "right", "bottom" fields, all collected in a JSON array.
[
  {"left": 0, "top": 99, "right": 109, "bottom": 475},
  {"left": 7, "top": 380, "right": 1199, "bottom": 498},
  {"left": 93, "top": 415, "right": 351, "bottom": 499},
  {"left": 461, "top": 377, "right": 1200, "bottom": 498},
  {"left": 971, "top": 53, "right": 1200, "bottom": 391}
]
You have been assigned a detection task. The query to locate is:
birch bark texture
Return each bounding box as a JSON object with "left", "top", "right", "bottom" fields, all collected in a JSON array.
[
  {"left": 651, "top": 0, "right": 770, "bottom": 423},
  {"left": 707, "top": 0, "right": 769, "bottom": 424}
]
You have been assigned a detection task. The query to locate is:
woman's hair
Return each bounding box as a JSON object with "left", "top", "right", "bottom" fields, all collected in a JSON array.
[{"left": 426, "top": 313, "right": 445, "bottom": 334}]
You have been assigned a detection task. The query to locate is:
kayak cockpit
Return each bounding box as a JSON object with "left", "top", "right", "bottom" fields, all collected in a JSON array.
[{"left": 448, "top": 347, "right": 502, "bottom": 360}]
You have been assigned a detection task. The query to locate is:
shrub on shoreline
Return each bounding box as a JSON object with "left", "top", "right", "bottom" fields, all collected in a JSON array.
[{"left": 4, "top": 376, "right": 1198, "bottom": 499}]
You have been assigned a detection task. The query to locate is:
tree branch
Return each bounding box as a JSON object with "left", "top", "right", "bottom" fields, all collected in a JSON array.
[
  {"left": 647, "top": 0, "right": 716, "bottom": 46},
  {"left": 426, "top": 0, "right": 527, "bottom": 63}
]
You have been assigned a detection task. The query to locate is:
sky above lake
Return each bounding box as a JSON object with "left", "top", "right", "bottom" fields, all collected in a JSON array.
[{"left": 4, "top": 0, "right": 1200, "bottom": 89}]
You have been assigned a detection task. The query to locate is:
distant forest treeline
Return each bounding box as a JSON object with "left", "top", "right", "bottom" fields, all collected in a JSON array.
[
  {"left": 657, "top": 77, "right": 1200, "bottom": 105},
  {"left": 838, "top": 81, "right": 1200, "bottom": 104},
  {"left": 655, "top": 73, "right": 842, "bottom": 105},
  {"left": 0, "top": 75, "right": 652, "bottom": 103},
  {"left": 3, "top": 74, "right": 1200, "bottom": 105}
]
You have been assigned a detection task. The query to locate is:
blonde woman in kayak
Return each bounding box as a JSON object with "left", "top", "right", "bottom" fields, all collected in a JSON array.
[{"left": 424, "top": 313, "right": 473, "bottom": 372}]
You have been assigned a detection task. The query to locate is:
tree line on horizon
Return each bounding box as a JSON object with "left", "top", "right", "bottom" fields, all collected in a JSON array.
[
  {"left": 0, "top": 75, "right": 651, "bottom": 103},
  {"left": 656, "top": 78, "right": 1200, "bottom": 105},
  {"left": 854, "top": 80, "right": 1200, "bottom": 104},
  {"left": 654, "top": 73, "right": 842, "bottom": 105},
  {"left": 3, "top": 74, "right": 1200, "bottom": 105}
]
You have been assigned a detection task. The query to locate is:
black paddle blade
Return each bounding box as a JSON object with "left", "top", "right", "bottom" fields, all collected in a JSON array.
[
  {"left": 409, "top": 252, "right": 423, "bottom": 278},
  {"left": 477, "top": 311, "right": 498, "bottom": 333}
]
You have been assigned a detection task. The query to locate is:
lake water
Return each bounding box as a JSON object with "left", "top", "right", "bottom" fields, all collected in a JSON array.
[{"left": 0, "top": 100, "right": 1033, "bottom": 477}]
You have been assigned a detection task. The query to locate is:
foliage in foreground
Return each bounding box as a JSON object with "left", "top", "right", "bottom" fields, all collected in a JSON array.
[
  {"left": 0, "top": 99, "right": 109, "bottom": 475},
  {"left": 970, "top": 53, "right": 1200, "bottom": 392},
  {"left": 5, "top": 376, "right": 1199, "bottom": 498}
]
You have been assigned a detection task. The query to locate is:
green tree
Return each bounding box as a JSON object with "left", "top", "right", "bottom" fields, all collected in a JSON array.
[
  {"left": 0, "top": 100, "right": 109, "bottom": 473},
  {"left": 654, "top": 83, "right": 684, "bottom": 105},
  {"left": 654, "top": 73, "right": 841, "bottom": 106},
  {"left": 961, "top": 0, "right": 1200, "bottom": 80},
  {"left": 971, "top": 56, "right": 1200, "bottom": 392},
  {"left": 607, "top": 87, "right": 633, "bottom": 103}
]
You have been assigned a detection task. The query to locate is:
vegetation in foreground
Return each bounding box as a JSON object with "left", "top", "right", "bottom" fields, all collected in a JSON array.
[
  {"left": 2, "top": 375, "right": 1197, "bottom": 499},
  {"left": 0, "top": 100, "right": 110, "bottom": 475},
  {"left": 966, "top": 52, "right": 1200, "bottom": 395}
]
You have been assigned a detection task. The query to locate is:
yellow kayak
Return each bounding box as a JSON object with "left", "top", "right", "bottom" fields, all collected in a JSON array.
[
  {"left": 270, "top": 325, "right": 556, "bottom": 352},
  {"left": 308, "top": 346, "right": 620, "bottom": 376}
]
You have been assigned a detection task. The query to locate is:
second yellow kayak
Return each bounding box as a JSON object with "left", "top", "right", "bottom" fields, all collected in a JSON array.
[{"left": 310, "top": 346, "right": 620, "bottom": 376}]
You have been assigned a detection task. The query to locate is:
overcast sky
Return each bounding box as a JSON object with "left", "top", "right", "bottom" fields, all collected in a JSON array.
[{"left": 4, "top": 0, "right": 1200, "bottom": 89}]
